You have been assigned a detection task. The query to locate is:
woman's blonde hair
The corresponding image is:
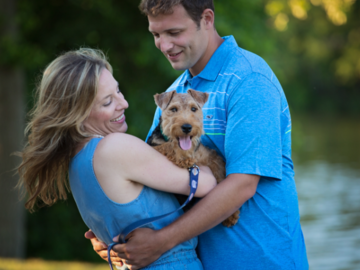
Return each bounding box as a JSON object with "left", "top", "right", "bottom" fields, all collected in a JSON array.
[{"left": 18, "top": 48, "right": 112, "bottom": 212}]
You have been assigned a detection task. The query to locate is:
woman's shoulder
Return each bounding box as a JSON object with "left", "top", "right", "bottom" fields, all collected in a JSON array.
[
  {"left": 102, "top": 132, "right": 139, "bottom": 143},
  {"left": 100, "top": 132, "right": 145, "bottom": 149},
  {"left": 95, "top": 132, "right": 148, "bottom": 162}
]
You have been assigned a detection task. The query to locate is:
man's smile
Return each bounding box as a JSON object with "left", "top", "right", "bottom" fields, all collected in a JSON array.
[{"left": 167, "top": 51, "right": 182, "bottom": 60}]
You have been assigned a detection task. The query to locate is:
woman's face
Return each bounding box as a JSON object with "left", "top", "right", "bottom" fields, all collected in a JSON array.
[{"left": 83, "top": 68, "right": 129, "bottom": 136}]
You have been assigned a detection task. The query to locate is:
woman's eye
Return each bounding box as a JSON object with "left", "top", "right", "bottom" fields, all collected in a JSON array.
[
  {"left": 170, "top": 107, "right": 177, "bottom": 112},
  {"left": 191, "top": 107, "right": 197, "bottom": 112},
  {"left": 104, "top": 99, "right": 112, "bottom": 107}
]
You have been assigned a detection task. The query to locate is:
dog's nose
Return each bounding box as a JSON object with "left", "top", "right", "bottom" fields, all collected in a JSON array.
[{"left": 181, "top": 124, "right": 192, "bottom": 134}]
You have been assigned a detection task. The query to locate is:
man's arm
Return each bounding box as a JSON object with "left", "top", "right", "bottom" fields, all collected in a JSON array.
[{"left": 113, "top": 173, "right": 259, "bottom": 269}]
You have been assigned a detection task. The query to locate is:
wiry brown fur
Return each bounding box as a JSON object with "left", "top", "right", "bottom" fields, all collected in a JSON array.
[{"left": 148, "top": 89, "right": 239, "bottom": 227}]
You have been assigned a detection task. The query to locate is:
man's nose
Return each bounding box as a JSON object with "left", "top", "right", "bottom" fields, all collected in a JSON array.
[{"left": 158, "top": 36, "right": 174, "bottom": 52}]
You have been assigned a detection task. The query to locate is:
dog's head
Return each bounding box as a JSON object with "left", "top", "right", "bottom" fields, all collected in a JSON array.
[{"left": 154, "top": 89, "right": 209, "bottom": 151}]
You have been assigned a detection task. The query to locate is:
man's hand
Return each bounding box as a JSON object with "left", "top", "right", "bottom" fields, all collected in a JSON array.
[
  {"left": 112, "top": 173, "right": 258, "bottom": 269},
  {"left": 112, "top": 228, "right": 166, "bottom": 270},
  {"left": 84, "top": 230, "right": 124, "bottom": 267}
]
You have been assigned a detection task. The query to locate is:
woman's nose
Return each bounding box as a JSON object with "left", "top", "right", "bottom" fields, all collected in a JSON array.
[{"left": 116, "top": 97, "right": 129, "bottom": 110}]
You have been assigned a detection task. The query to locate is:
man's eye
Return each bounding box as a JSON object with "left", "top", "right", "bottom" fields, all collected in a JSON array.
[
  {"left": 169, "top": 32, "right": 180, "bottom": 36},
  {"left": 191, "top": 107, "right": 197, "bottom": 112},
  {"left": 170, "top": 107, "right": 177, "bottom": 112}
]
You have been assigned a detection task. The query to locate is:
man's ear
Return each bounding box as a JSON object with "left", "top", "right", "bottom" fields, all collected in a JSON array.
[
  {"left": 187, "top": 89, "right": 209, "bottom": 107},
  {"left": 154, "top": 90, "right": 176, "bottom": 110},
  {"left": 201, "top": 8, "right": 215, "bottom": 29}
]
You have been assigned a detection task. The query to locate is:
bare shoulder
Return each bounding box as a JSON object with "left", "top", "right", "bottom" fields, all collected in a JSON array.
[
  {"left": 92, "top": 133, "right": 145, "bottom": 203},
  {"left": 95, "top": 133, "right": 151, "bottom": 164},
  {"left": 102, "top": 132, "right": 143, "bottom": 146},
  {"left": 97, "top": 133, "right": 144, "bottom": 153}
]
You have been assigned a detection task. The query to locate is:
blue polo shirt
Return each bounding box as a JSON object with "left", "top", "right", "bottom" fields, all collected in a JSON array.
[{"left": 146, "top": 36, "right": 308, "bottom": 269}]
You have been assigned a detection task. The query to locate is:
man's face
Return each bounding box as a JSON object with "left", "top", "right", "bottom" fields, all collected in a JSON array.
[{"left": 148, "top": 4, "right": 209, "bottom": 76}]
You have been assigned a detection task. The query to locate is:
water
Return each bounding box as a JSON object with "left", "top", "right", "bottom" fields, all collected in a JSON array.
[{"left": 293, "top": 115, "right": 360, "bottom": 270}]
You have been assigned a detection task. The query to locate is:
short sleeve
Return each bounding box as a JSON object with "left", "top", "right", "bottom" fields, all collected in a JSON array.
[
  {"left": 225, "top": 72, "right": 282, "bottom": 180},
  {"left": 145, "top": 106, "right": 162, "bottom": 143}
]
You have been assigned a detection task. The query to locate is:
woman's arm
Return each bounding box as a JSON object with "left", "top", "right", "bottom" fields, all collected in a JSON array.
[{"left": 93, "top": 133, "right": 217, "bottom": 199}]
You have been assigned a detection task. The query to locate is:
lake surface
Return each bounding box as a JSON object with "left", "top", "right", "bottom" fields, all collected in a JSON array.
[{"left": 292, "top": 115, "right": 360, "bottom": 270}]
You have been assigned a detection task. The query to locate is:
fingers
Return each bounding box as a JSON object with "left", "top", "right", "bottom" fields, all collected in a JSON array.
[
  {"left": 95, "top": 248, "right": 109, "bottom": 261},
  {"left": 85, "top": 230, "right": 108, "bottom": 250},
  {"left": 127, "top": 264, "right": 139, "bottom": 270},
  {"left": 85, "top": 230, "right": 124, "bottom": 267},
  {"left": 112, "top": 243, "right": 128, "bottom": 259},
  {"left": 84, "top": 229, "right": 96, "bottom": 239},
  {"left": 110, "top": 256, "right": 124, "bottom": 267},
  {"left": 97, "top": 248, "right": 124, "bottom": 265},
  {"left": 90, "top": 237, "right": 108, "bottom": 252},
  {"left": 112, "top": 235, "right": 120, "bottom": 242}
]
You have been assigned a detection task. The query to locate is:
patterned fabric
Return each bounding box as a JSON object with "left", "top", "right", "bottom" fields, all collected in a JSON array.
[{"left": 146, "top": 36, "right": 309, "bottom": 270}]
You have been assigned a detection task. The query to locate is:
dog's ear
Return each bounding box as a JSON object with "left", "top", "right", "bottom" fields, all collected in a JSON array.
[
  {"left": 154, "top": 90, "right": 176, "bottom": 110},
  {"left": 187, "top": 89, "right": 209, "bottom": 107}
]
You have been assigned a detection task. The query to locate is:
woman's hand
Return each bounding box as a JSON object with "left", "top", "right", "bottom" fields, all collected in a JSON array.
[{"left": 84, "top": 230, "right": 124, "bottom": 267}]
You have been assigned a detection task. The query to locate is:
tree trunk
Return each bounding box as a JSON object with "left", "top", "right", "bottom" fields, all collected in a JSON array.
[{"left": 0, "top": 0, "right": 26, "bottom": 258}]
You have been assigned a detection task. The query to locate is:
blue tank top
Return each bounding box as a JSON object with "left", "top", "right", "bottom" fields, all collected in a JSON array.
[{"left": 69, "top": 138, "right": 202, "bottom": 269}]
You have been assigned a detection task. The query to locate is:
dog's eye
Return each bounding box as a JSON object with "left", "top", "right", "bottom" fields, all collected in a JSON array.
[
  {"left": 170, "top": 107, "right": 177, "bottom": 112},
  {"left": 191, "top": 107, "right": 197, "bottom": 112}
]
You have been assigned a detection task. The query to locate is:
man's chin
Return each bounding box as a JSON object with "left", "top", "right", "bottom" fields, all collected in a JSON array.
[{"left": 169, "top": 61, "right": 189, "bottom": 71}]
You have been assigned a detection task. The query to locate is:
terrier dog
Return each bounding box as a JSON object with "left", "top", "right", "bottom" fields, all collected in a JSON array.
[{"left": 148, "top": 89, "right": 239, "bottom": 227}]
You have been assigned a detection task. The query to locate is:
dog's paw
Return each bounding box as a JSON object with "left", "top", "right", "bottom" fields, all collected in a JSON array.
[{"left": 222, "top": 210, "right": 240, "bottom": 227}]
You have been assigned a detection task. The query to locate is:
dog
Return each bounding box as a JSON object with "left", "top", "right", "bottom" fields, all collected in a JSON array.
[{"left": 147, "top": 89, "right": 239, "bottom": 227}]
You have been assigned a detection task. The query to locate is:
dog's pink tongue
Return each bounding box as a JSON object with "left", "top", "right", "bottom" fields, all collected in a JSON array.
[{"left": 179, "top": 136, "right": 192, "bottom": 150}]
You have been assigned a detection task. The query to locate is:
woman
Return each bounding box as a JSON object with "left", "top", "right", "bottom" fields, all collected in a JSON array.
[{"left": 18, "top": 48, "right": 216, "bottom": 269}]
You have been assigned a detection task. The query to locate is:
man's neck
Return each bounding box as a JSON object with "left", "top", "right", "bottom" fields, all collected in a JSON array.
[{"left": 189, "top": 32, "right": 224, "bottom": 76}]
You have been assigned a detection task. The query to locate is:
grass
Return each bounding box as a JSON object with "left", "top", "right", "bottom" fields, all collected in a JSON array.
[{"left": 0, "top": 258, "right": 109, "bottom": 270}]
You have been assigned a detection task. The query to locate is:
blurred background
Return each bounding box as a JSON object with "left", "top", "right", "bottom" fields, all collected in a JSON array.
[{"left": 0, "top": 0, "right": 359, "bottom": 269}]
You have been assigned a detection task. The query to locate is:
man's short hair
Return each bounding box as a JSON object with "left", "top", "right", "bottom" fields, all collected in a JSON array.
[{"left": 139, "top": 0, "right": 215, "bottom": 27}]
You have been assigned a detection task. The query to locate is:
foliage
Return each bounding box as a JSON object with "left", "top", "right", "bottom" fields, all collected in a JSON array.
[
  {"left": 0, "top": 0, "right": 358, "bottom": 262},
  {"left": 215, "top": 0, "right": 360, "bottom": 114}
]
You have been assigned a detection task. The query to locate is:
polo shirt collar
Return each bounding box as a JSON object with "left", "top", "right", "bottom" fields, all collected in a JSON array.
[
  {"left": 179, "top": 36, "right": 238, "bottom": 85},
  {"left": 197, "top": 35, "right": 238, "bottom": 81}
]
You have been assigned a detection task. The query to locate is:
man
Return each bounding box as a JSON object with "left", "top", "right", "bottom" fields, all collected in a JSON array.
[{"left": 87, "top": 0, "right": 309, "bottom": 269}]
